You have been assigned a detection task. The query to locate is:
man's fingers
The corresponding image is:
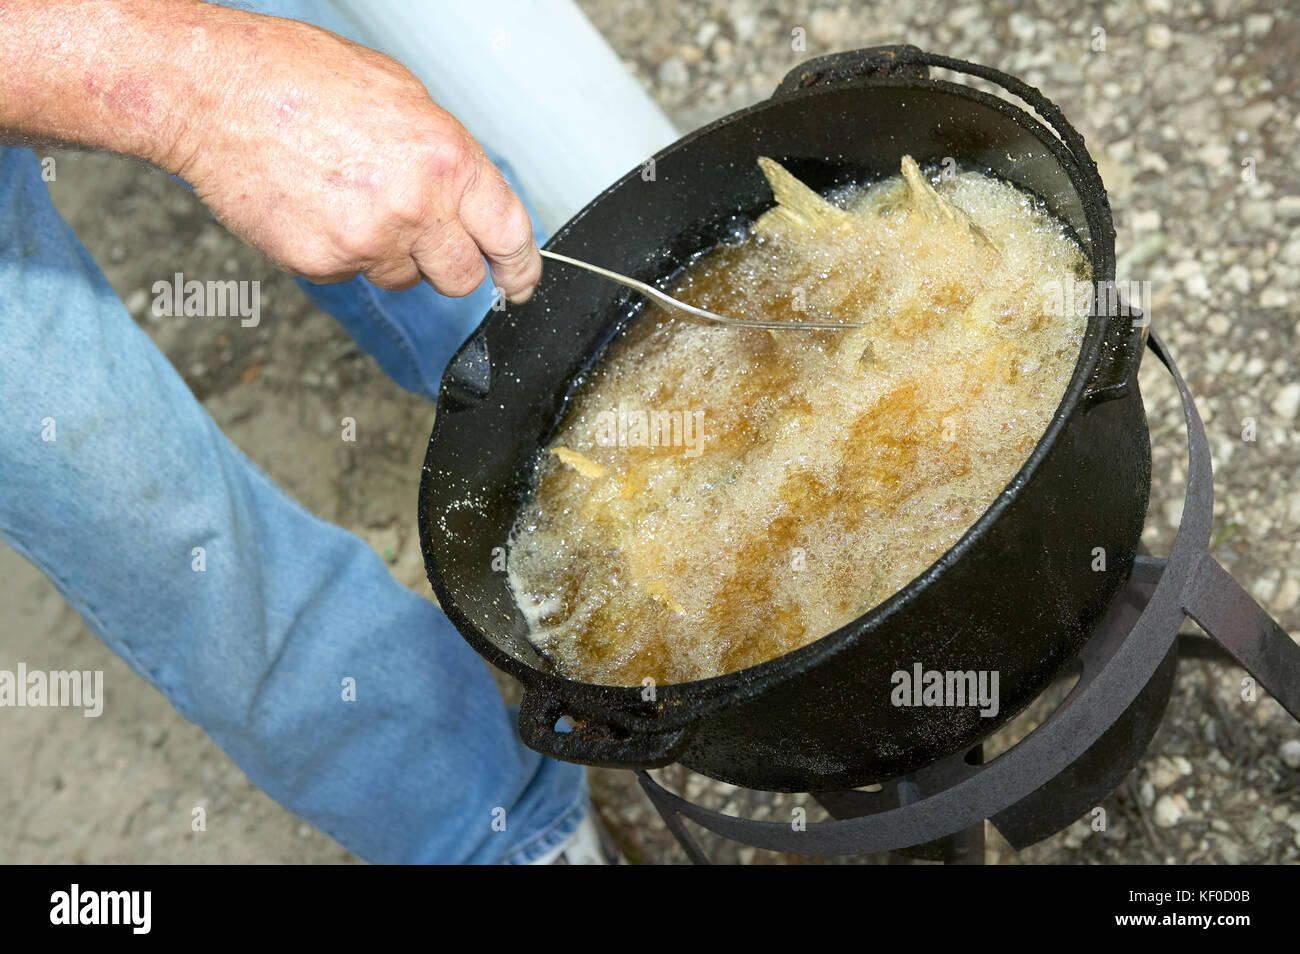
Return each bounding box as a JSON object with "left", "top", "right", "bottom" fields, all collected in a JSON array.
[
  {"left": 456, "top": 153, "right": 541, "bottom": 303},
  {"left": 482, "top": 219, "right": 543, "bottom": 305},
  {"left": 412, "top": 220, "right": 488, "bottom": 298},
  {"left": 363, "top": 257, "right": 422, "bottom": 291}
]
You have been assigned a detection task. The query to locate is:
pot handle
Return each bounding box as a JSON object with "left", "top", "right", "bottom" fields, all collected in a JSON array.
[
  {"left": 772, "top": 44, "right": 929, "bottom": 97},
  {"left": 774, "top": 47, "right": 1098, "bottom": 186},
  {"left": 1083, "top": 307, "right": 1149, "bottom": 408},
  {"left": 441, "top": 326, "right": 492, "bottom": 409},
  {"left": 517, "top": 688, "right": 692, "bottom": 769}
]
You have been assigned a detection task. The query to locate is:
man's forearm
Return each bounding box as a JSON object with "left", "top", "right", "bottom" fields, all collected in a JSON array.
[
  {"left": 0, "top": 0, "right": 543, "bottom": 300},
  {"left": 0, "top": 0, "right": 245, "bottom": 171}
]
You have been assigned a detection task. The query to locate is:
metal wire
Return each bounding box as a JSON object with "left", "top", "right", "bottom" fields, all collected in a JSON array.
[{"left": 539, "top": 249, "right": 864, "bottom": 331}]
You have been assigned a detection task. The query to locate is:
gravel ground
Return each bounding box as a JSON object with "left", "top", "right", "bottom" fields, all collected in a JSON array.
[{"left": 1, "top": 0, "right": 1296, "bottom": 864}]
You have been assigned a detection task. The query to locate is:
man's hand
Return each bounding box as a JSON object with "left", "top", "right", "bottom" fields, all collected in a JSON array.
[
  {"left": 0, "top": 0, "right": 542, "bottom": 302},
  {"left": 171, "top": 13, "right": 541, "bottom": 301}
]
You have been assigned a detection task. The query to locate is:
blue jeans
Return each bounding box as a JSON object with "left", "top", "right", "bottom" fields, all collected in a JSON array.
[{"left": 0, "top": 2, "right": 586, "bottom": 864}]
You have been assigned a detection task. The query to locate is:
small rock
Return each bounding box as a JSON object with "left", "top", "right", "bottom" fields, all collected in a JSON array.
[
  {"left": 808, "top": 9, "right": 843, "bottom": 46},
  {"left": 1225, "top": 264, "right": 1251, "bottom": 294},
  {"left": 1271, "top": 382, "right": 1300, "bottom": 419},
  {"left": 1149, "top": 756, "right": 1183, "bottom": 790},
  {"left": 1132, "top": 209, "right": 1162, "bottom": 231},
  {"left": 1008, "top": 12, "right": 1036, "bottom": 41},
  {"left": 1198, "top": 143, "right": 1231, "bottom": 168},
  {"left": 1277, "top": 196, "right": 1300, "bottom": 221},
  {"left": 1145, "top": 23, "right": 1173, "bottom": 50},
  {"left": 1244, "top": 13, "right": 1273, "bottom": 38},
  {"left": 730, "top": 13, "right": 758, "bottom": 43},
  {"left": 1280, "top": 739, "right": 1300, "bottom": 769},
  {"left": 1239, "top": 200, "right": 1273, "bottom": 229},
  {"left": 1254, "top": 573, "right": 1280, "bottom": 605},
  {"left": 1138, "top": 151, "right": 1169, "bottom": 174},
  {"left": 1277, "top": 576, "right": 1300, "bottom": 612},
  {"left": 1260, "top": 287, "right": 1290, "bottom": 309},
  {"left": 695, "top": 22, "right": 719, "bottom": 48},
  {"left": 124, "top": 288, "right": 150, "bottom": 316},
  {"left": 1282, "top": 238, "right": 1300, "bottom": 267},
  {"left": 1234, "top": 102, "right": 1276, "bottom": 130},
  {"left": 657, "top": 57, "right": 689, "bottom": 88},
  {"left": 1218, "top": 836, "right": 1243, "bottom": 864},
  {"left": 1154, "top": 793, "right": 1189, "bottom": 827}
]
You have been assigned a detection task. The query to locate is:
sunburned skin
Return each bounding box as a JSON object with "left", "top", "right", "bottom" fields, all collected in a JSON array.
[
  {"left": 508, "top": 157, "right": 1090, "bottom": 687},
  {"left": 96, "top": 74, "right": 166, "bottom": 134}
]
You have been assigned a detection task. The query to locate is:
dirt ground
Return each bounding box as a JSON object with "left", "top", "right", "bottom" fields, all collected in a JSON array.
[{"left": 2, "top": 0, "right": 1298, "bottom": 864}]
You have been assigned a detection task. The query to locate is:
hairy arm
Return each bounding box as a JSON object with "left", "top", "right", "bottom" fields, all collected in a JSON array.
[{"left": 0, "top": 0, "right": 542, "bottom": 300}]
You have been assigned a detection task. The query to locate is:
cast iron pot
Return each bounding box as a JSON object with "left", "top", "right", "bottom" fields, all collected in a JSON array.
[{"left": 418, "top": 47, "right": 1151, "bottom": 792}]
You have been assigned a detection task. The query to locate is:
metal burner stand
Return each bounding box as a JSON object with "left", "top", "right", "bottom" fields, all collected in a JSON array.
[{"left": 636, "top": 330, "right": 1300, "bottom": 864}]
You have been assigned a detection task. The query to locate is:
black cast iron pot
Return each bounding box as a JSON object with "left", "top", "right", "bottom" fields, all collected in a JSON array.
[{"left": 418, "top": 47, "right": 1151, "bottom": 793}]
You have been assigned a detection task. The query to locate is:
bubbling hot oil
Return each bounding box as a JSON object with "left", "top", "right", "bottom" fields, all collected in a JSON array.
[{"left": 508, "top": 161, "right": 1090, "bottom": 686}]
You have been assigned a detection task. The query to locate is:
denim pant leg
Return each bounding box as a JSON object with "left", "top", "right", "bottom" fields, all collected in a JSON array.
[{"left": 0, "top": 145, "right": 586, "bottom": 864}]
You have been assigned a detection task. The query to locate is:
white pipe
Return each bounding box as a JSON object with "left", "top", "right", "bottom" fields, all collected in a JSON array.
[{"left": 327, "top": 0, "right": 680, "bottom": 235}]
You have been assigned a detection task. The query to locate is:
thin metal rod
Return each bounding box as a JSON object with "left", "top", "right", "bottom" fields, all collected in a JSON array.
[{"left": 539, "top": 249, "right": 863, "bottom": 331}]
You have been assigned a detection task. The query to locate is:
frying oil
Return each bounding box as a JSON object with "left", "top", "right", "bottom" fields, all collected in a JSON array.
[{"left": 507, "top": 159, "right": 1090, "bottom": 686}]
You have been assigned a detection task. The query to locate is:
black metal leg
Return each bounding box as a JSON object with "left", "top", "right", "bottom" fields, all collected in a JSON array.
[
  {"left": 635, "top": 770, "right": 712, "bottom": 865},
  {"left": 1181, "top": 553, "right": 1300, "bottom": 721}
]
